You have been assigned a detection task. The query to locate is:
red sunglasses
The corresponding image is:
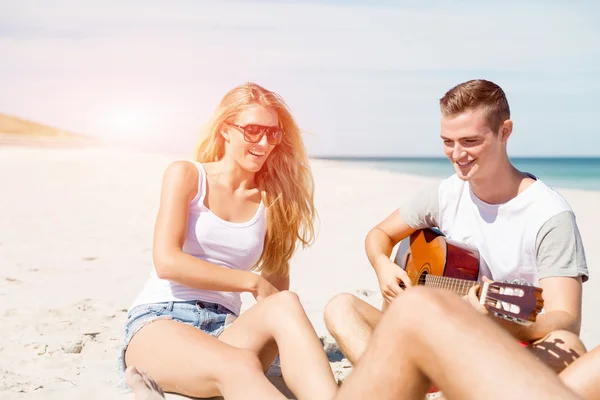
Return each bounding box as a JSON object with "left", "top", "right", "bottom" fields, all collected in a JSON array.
[{"left": 228, "top": 123, "right": 283, "bottom": 145}]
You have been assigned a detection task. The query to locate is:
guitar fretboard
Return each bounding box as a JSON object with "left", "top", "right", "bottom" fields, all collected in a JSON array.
[{"left": 422, "top": 274, "right": 478, "bottom": 296}]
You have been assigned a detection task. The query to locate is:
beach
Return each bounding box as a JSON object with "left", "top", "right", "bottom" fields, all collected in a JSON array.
[{"left": 1, "top": 145, "right": 598, "bottom": 400}]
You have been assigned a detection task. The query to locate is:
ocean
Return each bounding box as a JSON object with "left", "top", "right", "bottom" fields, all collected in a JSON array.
[{"left": 316, "top": 157, "right": 600, "bottom": 192}]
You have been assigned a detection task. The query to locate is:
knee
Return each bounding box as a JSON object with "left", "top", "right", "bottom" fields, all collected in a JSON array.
[
  {"left": 324, "top": 293, "right": 360, "bottom": 332},
  {"left": 264, "top": 290, "right": 304, "bottom": 318},
  {"left": 269, "top": 290, "right": 301, "bottom": 308}
]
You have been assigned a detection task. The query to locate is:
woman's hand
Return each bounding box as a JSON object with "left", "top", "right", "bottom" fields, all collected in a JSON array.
[{"left": 251, "top": 275, "right": 280, "bottom": 302}]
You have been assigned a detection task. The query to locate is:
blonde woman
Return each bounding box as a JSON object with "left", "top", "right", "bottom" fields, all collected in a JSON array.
[{"left": 117, "top": 83, "right": 337, "bottom": 400}]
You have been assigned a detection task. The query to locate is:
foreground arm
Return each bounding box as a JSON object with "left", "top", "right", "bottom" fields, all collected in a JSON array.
[{"left": 152, "top": 161, "right": 274, "bottom": 298}]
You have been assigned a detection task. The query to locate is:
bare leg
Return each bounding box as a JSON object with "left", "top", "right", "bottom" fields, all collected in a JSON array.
[
  {"left": 323, "top": 293, "right": 382, "bottom": 364},
  {"left": 219, "top": 291, "right": 337, "bottom": 400},
  {"left": 527, "top": 330, "right": 588, "bottom": 373},
  {"left": 125, "top": 320, "right": 286, "bottom": 399},
  {"left": 125, "top": 366, "right": 165, "bottom": 400},
  {"left": 335, "top": 287, "right": 581, "bottom": 400},
  {"left": 125, "top": 291, "right": 335, "bottom": 400},
  {"left": 560, "top": 345, "right": 600, "bottom": 400}
]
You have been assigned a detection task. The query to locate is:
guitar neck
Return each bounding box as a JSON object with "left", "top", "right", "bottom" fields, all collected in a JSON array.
[{"left": 422, "top": 275, "right": 478, "bottom": 296}]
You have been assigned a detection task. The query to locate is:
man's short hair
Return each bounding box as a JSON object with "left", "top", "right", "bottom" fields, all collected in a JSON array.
[{"left": 439, "top": 79, "right": 510, "bottom": 133}]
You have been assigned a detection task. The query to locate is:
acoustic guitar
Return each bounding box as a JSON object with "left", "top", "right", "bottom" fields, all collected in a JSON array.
[{"left": 394, "top": 228, "right": 544, "bottom": 326}]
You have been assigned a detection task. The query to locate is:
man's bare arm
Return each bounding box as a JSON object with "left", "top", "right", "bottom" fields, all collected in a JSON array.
[
  {"left": 493, "top": 276, "right": 582, "bottom": 342},
  {"left": 365, "top": 209, "right": 416, "bottom": 274},
  {"left": 367, "top": 184, "right": 441, "bottom": 304}
]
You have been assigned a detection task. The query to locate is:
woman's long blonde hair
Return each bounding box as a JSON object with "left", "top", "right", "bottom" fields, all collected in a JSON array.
[{"left": 195, "top": 82, "right": 316, "bottom": 277}]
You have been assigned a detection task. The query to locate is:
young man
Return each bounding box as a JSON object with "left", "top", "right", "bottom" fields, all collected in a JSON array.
[{"left": 324, "top": 79, "right": 589, "bottom": 373}]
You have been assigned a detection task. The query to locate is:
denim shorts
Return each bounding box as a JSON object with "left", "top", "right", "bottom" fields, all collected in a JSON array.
[{"left": 116, "top": 300, "right": 235, "bottom": 388}]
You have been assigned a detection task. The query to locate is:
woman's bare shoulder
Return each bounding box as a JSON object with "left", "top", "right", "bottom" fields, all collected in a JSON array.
[{"left": 161, "top": 160, "right": 200, "bottom": 194}]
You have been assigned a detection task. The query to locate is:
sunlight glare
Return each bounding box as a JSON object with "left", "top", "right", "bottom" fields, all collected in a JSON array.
[{"left": 105, "top": 108, "right": 157, "bottom": 139}]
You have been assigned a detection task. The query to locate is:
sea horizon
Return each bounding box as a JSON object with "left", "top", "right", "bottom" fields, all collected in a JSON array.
[{"left": 313, "top": 156, "right": 600, "bottom": 192}]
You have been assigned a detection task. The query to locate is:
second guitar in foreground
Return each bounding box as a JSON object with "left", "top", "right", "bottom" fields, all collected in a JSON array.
[{"left": 394, "top": 228, "right": 544, "bottom": 325}]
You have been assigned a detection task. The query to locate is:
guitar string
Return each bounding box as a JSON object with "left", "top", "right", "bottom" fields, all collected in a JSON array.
[{"left": 420, "top": 274, "right": 477, "bottom": 295}]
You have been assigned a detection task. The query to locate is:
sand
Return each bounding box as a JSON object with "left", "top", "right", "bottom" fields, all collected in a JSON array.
[{"left": 1, "top": 145, "right": 598, "bottom": 400}]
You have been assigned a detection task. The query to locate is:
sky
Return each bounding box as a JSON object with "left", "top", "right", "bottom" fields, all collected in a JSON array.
[{"left": 1, "top": 0, "right": 599, "bottom": 156}]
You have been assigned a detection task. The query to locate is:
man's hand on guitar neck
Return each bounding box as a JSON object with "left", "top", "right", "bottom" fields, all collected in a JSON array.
[
  {"left": 375, "top": 255, "right": 413, "bottom": 304},
  {"left": 463, "top": 276, "right": 493, "bottom": 316},
  {"left": 495, "top": 276, "right": 583, "bottom": 343}
]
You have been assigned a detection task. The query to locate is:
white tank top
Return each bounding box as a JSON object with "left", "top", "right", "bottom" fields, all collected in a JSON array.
[{"left": 129, "top": 162, "right": 267, "bottom": 315}]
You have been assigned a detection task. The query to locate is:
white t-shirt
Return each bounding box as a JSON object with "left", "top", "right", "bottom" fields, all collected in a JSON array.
[{"left": 399, "top": 174, "right": 588, "bottom": 286}]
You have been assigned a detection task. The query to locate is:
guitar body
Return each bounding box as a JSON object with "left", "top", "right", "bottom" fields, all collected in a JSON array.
[{"left": 398, "top": 228, "right": 480, "bottom": 286}]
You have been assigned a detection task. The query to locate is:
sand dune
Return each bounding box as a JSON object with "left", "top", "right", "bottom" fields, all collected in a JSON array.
[
  {"left": 0, "top": 113, "right": 83, "bottom": 138},
  {"left": 0, "top": 114, "right": 100, "bottom": 148}
]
